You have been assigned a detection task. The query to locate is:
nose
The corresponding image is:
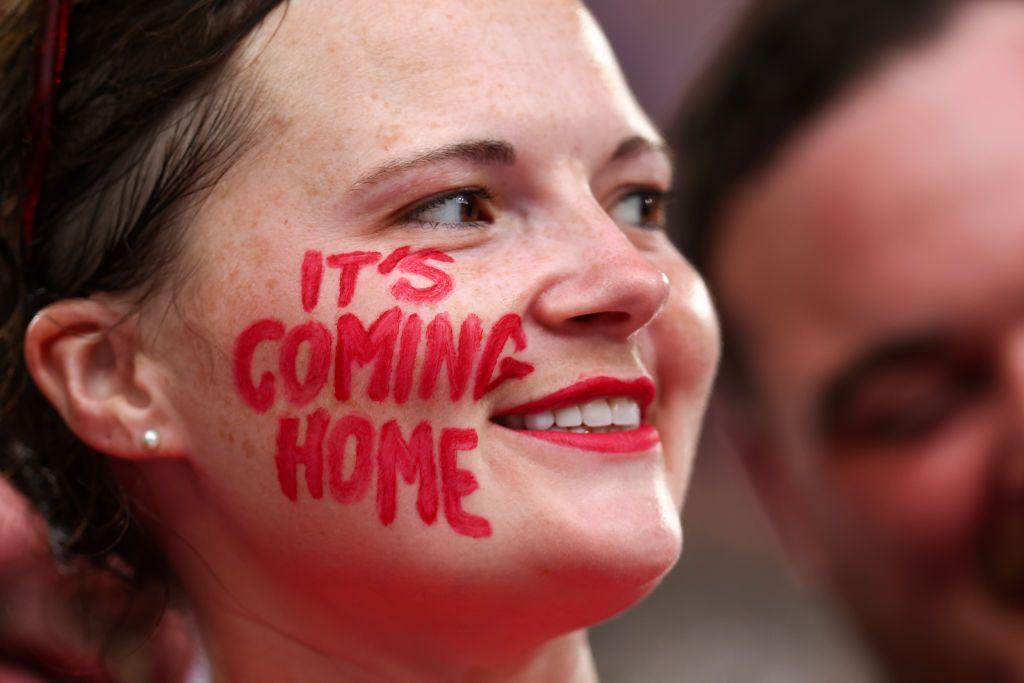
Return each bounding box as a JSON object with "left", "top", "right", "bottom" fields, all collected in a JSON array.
[{"left": 530, "top": 213, "right": 670, "bottom": 341}]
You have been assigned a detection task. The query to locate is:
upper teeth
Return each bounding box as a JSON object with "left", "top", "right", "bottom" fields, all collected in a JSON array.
[{"left": 497, "top": 397, "right": 641, "bottom": 432}]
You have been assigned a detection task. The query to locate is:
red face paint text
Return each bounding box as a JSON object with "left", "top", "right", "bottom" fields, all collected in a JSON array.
[{"left": 233, "top": 246, "right": 535, "bottom": 539}]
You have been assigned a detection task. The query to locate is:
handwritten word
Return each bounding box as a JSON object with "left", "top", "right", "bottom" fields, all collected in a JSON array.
[
  {"left": 301, "top": 247, "right": 454, "bottom": 311},
  {"left": 276, "top": 410, "right": 490, "bottom": 538},
  {"left": 233, "top": 247, "right": 531, "bottom": 537},
  {"left": 234, "top": 310, "right": 535, "bottom": 413}
]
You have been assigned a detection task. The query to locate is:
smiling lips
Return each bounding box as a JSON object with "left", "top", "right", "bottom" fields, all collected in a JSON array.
[{"left": 492, "top": 377, "right": 660, "bottom": 453}]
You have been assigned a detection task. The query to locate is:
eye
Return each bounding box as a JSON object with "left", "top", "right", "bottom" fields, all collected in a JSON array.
[
  {"left": 404, "top": 188, "right": 493, "bottom": 228},
  {"left": 610, "top": 188, "right": 668, "bottom": 230},
  {"left": 824, "top": 357, "right": 993, "bottom": 449}
]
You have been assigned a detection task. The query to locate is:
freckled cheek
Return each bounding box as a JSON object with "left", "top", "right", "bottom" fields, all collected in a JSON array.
[
  {"left": 199, "top": 245, "right": 539, "bottom": 541},
  {"left": 638, "top": 258, "right": 720, "bottom": 465},
  {"left": 647, "top": 293, "right": 720, "bottom": 399},
  {"left": 645, "top": 247, "right": 720, "bottom": 381},
  {"left": 638, "top": 326, "right": 700, "bottom": 499},
  {"left": 164, "top": 324, "right": 270, "bottom": 459}
]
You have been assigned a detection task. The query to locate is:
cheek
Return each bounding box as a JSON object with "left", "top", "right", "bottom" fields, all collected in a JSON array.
[
  {"left": 643, "top": 258, "right": 720, "bottom": 501},
  {"left": 825, "top": 413, "right": 1002, "bottom": 570},
  {"left": 172, "top": 245, "right": 536, "bottom": 542},
  {"left": 647, "top": 250, "right": 720, "bottom": 395}
]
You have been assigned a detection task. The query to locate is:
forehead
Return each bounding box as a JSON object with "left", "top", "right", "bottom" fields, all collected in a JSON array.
[
  {"left": 242, "top": 0, "right": 655, "bottom": 175},
  {"left": 714, "top": 2, "right": 1024, "bottom": 416}
]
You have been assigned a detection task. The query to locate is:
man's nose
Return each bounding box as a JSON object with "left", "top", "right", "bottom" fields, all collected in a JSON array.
[{"left": 529, "top": 213, "right": 670, "bottom": 341}]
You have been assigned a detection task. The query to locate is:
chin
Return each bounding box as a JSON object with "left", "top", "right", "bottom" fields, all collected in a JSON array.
[{"left": 521, "top": 477, "right": 683, "bottom": 630}]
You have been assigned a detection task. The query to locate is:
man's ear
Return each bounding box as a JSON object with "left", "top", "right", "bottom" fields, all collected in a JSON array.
[
  {"left": 712, "top": 391, "right": 830, "bottom": 582},
  {"left": 24, "top": 299, "right": 187, "bottom": 460}
]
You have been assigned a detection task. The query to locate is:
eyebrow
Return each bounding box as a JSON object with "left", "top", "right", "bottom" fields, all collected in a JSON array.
[
  {"left": 351, "top": 134, "right": 673, "bottom": 192},
  {"left": 610, "top": 135, "right": 674, "bottom": 166},
  {"left": 352, "top": 139, "right": 517, "bottom": 190}
]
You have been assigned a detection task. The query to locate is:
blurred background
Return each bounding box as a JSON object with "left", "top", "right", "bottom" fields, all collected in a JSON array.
[{"left": 583, "top": 2, "right": 876, "bottom": 680}]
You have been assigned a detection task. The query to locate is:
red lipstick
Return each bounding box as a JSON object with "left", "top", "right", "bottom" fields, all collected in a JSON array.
[
  {"left": 492, "top": 376, "right": 656, "bottom": 418},
  {"left": 520, "top": 424, "right": 660, "bottom": 453},
  {"left": 492, "top": 377, "right": 660, "bottom": 454}
]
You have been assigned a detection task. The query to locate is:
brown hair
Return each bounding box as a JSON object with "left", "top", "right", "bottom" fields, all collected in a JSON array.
[
  {"left": 0, "top": 0, "right": 287, "bottom": 589},
  {"left": 671, "top": 0, "right": 963, "bottom": 272}
]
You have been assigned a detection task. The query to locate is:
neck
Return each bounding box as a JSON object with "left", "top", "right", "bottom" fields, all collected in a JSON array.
[{"left": 197, "top": 606, "right": 598, "bottom": 683}]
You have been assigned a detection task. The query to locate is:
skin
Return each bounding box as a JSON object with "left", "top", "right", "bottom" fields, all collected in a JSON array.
[
  {"left": 23, "top": 1, "right": 719, "bottom": 681},
  {"left": 713, "top": 2, "right": 1024, "bottom": 680}
]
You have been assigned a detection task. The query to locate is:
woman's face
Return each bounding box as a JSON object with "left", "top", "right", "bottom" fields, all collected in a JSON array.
[{"left": 135, "top": 0, "right": 718, "bottom": 658}]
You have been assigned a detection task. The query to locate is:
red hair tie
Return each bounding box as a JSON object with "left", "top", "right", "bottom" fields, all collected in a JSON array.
[{"left": 21, "top": 0, "right": 72, "bottom": 265}]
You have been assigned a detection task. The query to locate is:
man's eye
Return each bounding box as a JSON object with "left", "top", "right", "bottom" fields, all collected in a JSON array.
[
  {"left": 825, "top": 360, "right": 992, "bottom": 448},
  {"left": 836, "top": 391, "right": 964, "bottom": 445},
  {"left": 405, "top": 188, "right": 492, "bottom": 228},
  {"left": 610, "top": 189, "right": 668, "bottom": 230}
]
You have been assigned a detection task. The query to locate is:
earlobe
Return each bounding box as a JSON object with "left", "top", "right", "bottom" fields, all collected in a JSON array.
[{"left": 24, "top": 299, "right": 187, "bottom": 461}]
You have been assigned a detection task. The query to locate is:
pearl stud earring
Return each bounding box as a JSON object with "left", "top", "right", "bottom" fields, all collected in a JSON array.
[{"left": 141, "top": 428, "right": 161, "bottom": 452}]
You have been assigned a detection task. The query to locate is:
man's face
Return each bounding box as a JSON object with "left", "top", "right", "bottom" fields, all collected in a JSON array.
[{"left": 713, "top": 2, "right": 1024, "bottom": 679}]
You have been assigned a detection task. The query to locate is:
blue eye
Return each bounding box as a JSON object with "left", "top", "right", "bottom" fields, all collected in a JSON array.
[
  {"left": 611, "top": 189, "right": 668, "bottom": 230},
  {"left": 405, "top": 188, "right": 492, "bottom": 228}
]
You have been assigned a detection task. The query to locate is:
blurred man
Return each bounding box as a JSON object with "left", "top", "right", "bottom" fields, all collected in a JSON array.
[
  {"left": 0, "top": 479, "right": 195, "bottom": 682},
  {"left": 675, "top": 0, "right": 1024, "bottom": 680}
]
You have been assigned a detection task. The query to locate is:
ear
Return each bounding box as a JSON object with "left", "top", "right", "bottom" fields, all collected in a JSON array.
[
  {"left": 712, "top": 391, "right": 830, "bottom": 582},
  {"left": 24, "top": 299, "right": 187, "bottom": 461}
]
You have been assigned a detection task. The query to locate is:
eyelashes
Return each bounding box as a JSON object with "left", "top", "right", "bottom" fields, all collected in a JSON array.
[
  {"left": 399, "top": 185, "right": 670, "bottom": 231},
  {"left": 403, "top": 187, "right": 493, "bottom": 230},
  {"left": 610, "top": 188, "right": 671, "bottom": 231}
]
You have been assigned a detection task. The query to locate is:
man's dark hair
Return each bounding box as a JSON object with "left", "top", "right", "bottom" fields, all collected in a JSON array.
[{"left": 672, "top": 0, "right": 967, "bottom": 273}]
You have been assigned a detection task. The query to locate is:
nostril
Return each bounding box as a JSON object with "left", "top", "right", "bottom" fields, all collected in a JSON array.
[
  {"left": 569, "top": 311, "right": 630, "bottom": 326},
  {"left": 533, "top": 257, "right": 669, "bottom": 338}
]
